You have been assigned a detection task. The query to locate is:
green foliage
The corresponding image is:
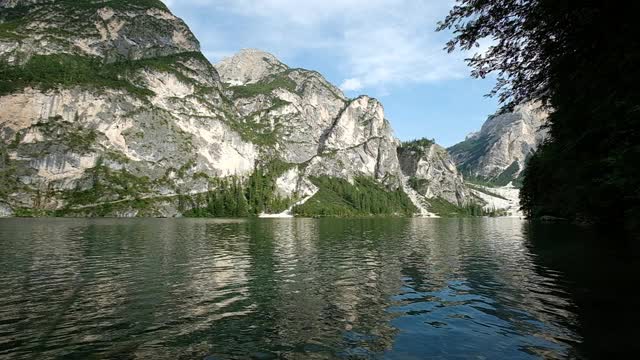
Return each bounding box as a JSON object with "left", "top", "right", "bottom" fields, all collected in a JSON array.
[
  {"left": 13, "top": 208, "right": 55, "bottom": 217},
  {"left": 0, "top": 5, "right": 29, "bottom": 39},
  {"left": 463, "top": 176, "right": 500, "bottom": 188},
  {"left": 447, "top": 135, "right": 492, "bottom": 175},
  {"left": 441, "top": 0, "right": 640, "bottom": 229},
  {"left": 398, "top": 138, "right": 437, "bottom": 160},
  {"left": 183, "top": 178, "right": 251, "bottom": 218},
  {"left": 228, "top": 73, "right": 297, "bottom": 98},
  {"left": 427, "top": 197, "right": 504, "bottom": 217},
  {"left": 0, "top": 54, "right": 151, "bottom": 97},
  {"left": 58, "top": 0, "right": 169, "bottom": 11},
  {"left": 0, "top": 52, "right": 208, "bottom": 97},
  {"left": 227, "top": 117, "right": 280, "bottom": 147},
  {"left": 0, "top": 146, "right": 17, "bottom": 200},
  {"left": 464, "top": 161, "right": 521, "bottom": 188},
  {"left": 0, "top": 20, "right": 23, "bottom": 40},
  {"left": 400, "top": 138, "right": 435, "bottom": 153},
  {"left": 493, "top": 161, "right": 520, "bottom": 187},
  {"left": 293, "top": 177, "right": 417, "bottom": 217},
  {"left": 466, "top": 184, "right": 509, "bottom": 201},
  {"left": 408, "top": 177, "right": 429, "bottom": 193},
  {"left": 185, "top": 160, "right": 296, "bottom": 217},
  {"left": 245, "top": 160, "right": 294, "bottom": 214},
  {"left": 293, "top": 186, "right": 358, "bottom": 217},
  {"left": 61, "top": 158, "right": 152, "bottom": 211},
  {"left": 28, "top": 116, "right": 98, "bottom": 153}
]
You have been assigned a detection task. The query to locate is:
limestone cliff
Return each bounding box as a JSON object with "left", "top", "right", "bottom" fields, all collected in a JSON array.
[
  {"left": 0, "top": 1, "right": 476, "bottom": 217},
  {"left": 448, "top": 102, "right": 548, "bottom": 186},
  {"left": 0, "top": 0, "right": 256, "bottom": 216},
  {"left": 397, "top": 139, "right": 468, "bottom": 206}
]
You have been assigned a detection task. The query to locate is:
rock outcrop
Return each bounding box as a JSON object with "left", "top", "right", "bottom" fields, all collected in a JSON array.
[
  {"left": 397, "top": 139, "right": 468, "bottom": 206},
  {"left": 0, "top": 0, "right": 198, "bottom": 64},
  {"left": 215, "top": 50, "right": 406, "bottom": 199},
  {"left": 448, "top": 102, "right": 548, "bottom": 185},
  {"left": 0, "top": 1, "right": 475, "bottom": 217}
]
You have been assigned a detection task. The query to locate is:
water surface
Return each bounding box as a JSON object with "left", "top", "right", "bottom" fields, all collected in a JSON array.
[{"left": 0, "top": 218, "right": 638, "bottom": 359}]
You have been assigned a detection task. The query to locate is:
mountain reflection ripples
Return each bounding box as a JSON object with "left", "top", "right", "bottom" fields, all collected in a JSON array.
[{"left": 1, "top": 217, "right": 637, "bottom": 359}]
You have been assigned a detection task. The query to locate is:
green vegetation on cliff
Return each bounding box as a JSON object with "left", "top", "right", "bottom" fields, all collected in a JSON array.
[
  {"left": 228, "top": 73, "right": 297, "bottom": 98},
  {"left": 427, "top": 197, "right": 505, "bottom": 217},
  {"left": 59, "top": 0, "right": 169, "bottom": 12},
  {"left": 185, "top": 160, "right": 295, "bottom": 217},
  {"left": 0, "top": 52, "right": 210, "bottom": 97},
  {"left": 0, "top": 147, "right": 17, "bottom": 200},
  {"left": 293, "top": 177, "right": 416, "bottom": 217},
  {"left": 0, "top": 54, "right": 147, "bottom": 96},
  {"left": 399, "top": 138, "right": 436, "bottom": 156}
]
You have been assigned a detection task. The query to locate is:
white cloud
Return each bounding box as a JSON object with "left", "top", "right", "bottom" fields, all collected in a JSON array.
[
  {"left": 339, "top": 78, "right": 363, "bottom": 92},
  {"left": 164, "top": 0, "right": 479, "bottom": 95}
]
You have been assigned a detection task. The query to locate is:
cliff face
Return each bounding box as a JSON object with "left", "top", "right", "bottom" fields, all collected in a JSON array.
[
  {"left": 397, "top": 140, "right": 468, "bottom": 206},
  {"left": 216, "top": 49, "right": 404, "bottom": 197},
  {"left": 448, "top": 102, "right": 548, "bottom": 186},
  {"left": 0, "top": 0, "right": 256, "bottom": 216},
  {"left": 0, "top": 1, "right": 472, "bottom": 217},
  {"left": 0, "top": 0, "right": 198, "bottom": 63}
]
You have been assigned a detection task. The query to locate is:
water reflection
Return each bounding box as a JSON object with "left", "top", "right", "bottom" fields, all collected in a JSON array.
[{"left": 0, "top": 218, "right": 637, "bottom": 359}]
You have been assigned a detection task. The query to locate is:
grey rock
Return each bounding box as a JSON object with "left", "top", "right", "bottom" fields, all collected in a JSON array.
[
  {"left": 0, "top": 202, "right": 13, "bottom": 217},
  {"left": 398, "top": 142, "right": 468, "bottom": 206},
  {"left": 449, "top": 101, "right": 548, "bottom": 183},
  {"left": 216, "top": 49, "right": 288, "bottom": 85},
  {"left": 0, "top": 2, "right": 476, "bottom": 217},
  {"left": 0, "top": 1, "right": 199, "bottom": 63}
]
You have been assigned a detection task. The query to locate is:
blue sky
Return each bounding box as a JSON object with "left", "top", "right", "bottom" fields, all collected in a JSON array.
[{"left": 162, "top": 0, "right": 499, "bottom": 147}]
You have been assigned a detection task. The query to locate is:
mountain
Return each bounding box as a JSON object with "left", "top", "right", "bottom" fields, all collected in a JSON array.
[
  {"left": 0, "top": 0, "right": 472, "bottom": 217},
  {"left": 448, "top": 102, "right": 548, "bottom": 186},
  {"left": 397, "top": 138, "right": 468, "bottom": 206}
]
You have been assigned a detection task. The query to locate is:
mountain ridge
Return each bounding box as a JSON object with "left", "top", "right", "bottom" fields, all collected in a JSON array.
[
  {"left": 0, "top": 1, "right": 500, "bottom": 218},
  {"left": 448, "top": 101, "right": 548, "bottom": 186}
]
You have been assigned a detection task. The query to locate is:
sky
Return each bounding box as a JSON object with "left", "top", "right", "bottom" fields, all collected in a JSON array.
[{"left": 161, "top": 0, "right": 499, "bottom": 147}]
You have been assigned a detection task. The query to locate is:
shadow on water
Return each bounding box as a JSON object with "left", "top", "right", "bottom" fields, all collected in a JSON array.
[
  {"left": 523, "top": 222, "right": 640, "bottom": 359},
  {"left": 0, "top": 218, "right": 638, "bottom": 359}
]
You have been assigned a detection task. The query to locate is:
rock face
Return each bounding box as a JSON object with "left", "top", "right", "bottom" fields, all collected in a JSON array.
[
  {"left": 397, "top": 140, "right": 468, "bottom": 206},
  {"left": 0, "top": 0, "right": 198, "bottom": 64},
  {"left": 0, "top": 1, "right": 473, "bottom": 217},
  {"left": 448, "top": 102, "right": 548, "bottom": 185},
  {"left": 216, "top": 49, "right": 287, "bottom": 86}
]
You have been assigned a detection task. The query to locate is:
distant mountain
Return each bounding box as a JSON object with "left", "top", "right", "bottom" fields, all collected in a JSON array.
[
  {"left": 448, "top": 102, "right": 548, "bottom": 187},
  {"left": 0, "top": 0, "right": 474, "bottom": 217}
]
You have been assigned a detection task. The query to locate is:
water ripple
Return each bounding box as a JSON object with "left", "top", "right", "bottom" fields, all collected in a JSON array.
[{"left": 0, "top": 218, "right": 636, "bottom": 359}]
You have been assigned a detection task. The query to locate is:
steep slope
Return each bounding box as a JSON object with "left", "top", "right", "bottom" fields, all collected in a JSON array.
[
  {"left": 448, "top": 102, "right": 548, "bottom": 186},
  {"left": 0, "top": 0, "right": 257, "bottom": 216},
  {"left": 215, "top": 50, "right": 415, "bottom": 214},
  {"left": 0, "top": 2, "right": 481, "bottom": 218},
  {"left": 0, "top": 0, "right": 199, "bottom": 63},
  {"left": 397, "top": 138, "right": 468, "bottom": 207}
]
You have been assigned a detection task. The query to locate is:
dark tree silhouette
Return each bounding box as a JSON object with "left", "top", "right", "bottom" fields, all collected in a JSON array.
[{"left": 439, "top": 0, "right": 640, "bottom": 231}]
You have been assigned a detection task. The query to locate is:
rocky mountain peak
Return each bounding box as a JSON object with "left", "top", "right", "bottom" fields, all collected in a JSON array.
[
  {"left": 398, "top": 139, "right": 469, "bottom": 206},
  {"left": 0, "top": 0, "right": 199, "bottom": 63},
  {"left": 0, "top": 1, "right": 482, "bottom": 218},
  {"left": 215, "top": 48, "right": 288, "bottom": 85},
  {"left": 449, "top": 101, "right": 548, "bottom": 185}
]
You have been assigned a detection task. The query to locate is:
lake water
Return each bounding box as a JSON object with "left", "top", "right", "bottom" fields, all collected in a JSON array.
[{"left": 0, "top": 218, "right": 638, "bottom": 359}]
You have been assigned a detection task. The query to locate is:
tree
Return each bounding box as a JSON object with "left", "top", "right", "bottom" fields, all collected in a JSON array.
[
  {"left": 439, "top": 0, "right": 640, "bottom": 231},
  {"left": 235, "top": 179, "right": 249, "bottom": 217}
]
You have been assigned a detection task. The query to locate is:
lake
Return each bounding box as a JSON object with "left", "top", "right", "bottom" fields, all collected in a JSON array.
[{"left": 0, "top": 218, "right": 638, "bottom": 359}]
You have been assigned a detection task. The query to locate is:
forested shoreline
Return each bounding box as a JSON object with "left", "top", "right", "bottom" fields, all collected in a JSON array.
[{"left": 439, "top": 1, "right": 640, "bottom": 233}]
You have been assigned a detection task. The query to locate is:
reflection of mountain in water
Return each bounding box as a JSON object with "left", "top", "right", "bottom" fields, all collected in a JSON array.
[{"left": 0, "top": 218, "right": 636, "bottom": 359}]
